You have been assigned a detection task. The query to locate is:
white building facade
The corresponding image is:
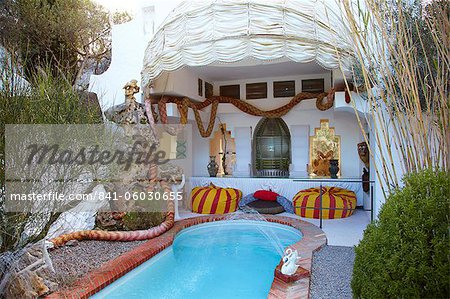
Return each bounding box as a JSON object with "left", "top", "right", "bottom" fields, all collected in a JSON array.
[{"left": 90, "top": 0, "right": 381, "bottom": 216}]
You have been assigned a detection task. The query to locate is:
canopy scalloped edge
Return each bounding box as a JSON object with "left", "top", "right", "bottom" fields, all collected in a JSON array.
[{"left": 141, "top": 0, "right": 355, "bottom": 87}]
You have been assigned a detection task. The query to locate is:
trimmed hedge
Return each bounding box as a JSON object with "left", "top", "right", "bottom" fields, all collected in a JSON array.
[{"left": 352, "top": 169, "right": 449, "bottom": 298}]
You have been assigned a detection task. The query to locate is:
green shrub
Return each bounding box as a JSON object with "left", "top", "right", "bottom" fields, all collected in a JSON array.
[
  {"left": 0, "top": 59, "right": 103, "bottom": 252},
  {"left": 352, "top": 169, "right": 449, "bottom": 298},
  {"left": 122, "top": 212, "right": 166, "bottom": 231}
]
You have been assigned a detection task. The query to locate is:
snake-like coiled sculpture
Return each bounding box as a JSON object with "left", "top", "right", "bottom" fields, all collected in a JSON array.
[{"left": 156, "top": 89, "right": 336, "bottom": 137}]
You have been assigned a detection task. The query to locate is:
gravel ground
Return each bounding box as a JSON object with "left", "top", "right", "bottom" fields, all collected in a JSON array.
[
  {"left": 310, "top": 245, "right": 355, "bottom": 299},
  {"left": 48, "top": 240, "right": 145, "bottom": 290}
]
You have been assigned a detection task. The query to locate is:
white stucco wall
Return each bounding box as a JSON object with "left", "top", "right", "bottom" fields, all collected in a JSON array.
[
  {"left": 0, "top": 47, "right": 30, "bottom": 92},
  {"left": 188, "top": 73, "right": 366, "bottom": 180},
  {"left": 89, "top": 11, "right": 152, "bottom": 110},
  {"left": 88, "top": 0, "right": 192, "bottom": 111},
  {"left": 88, "top": 0, "right": 380, "bottom": 213},
  {"left": 152, "top": 68, "right": 214, "bottom": 102}
]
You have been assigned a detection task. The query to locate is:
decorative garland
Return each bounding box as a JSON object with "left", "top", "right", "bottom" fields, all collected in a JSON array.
[{"left": 154, "top": 89, "right": 336, "bottom": 137}]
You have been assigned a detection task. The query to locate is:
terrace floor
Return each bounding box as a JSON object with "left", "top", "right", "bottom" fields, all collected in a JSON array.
[{"left": 179, "top": 208, "right": 371, "bottom": 247}]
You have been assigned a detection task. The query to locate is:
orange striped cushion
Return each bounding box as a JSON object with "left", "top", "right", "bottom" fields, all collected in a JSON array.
[
  {"left": 293, "top": 187, "right": 356, "bottom": 219},
  {"left": 191, "top": 186, "right": 242, "bottom": 214}
]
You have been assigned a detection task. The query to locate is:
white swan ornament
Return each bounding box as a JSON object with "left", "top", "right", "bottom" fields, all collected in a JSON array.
[{"left": 281, "top": 248, "right": 301, "bottom": 276}]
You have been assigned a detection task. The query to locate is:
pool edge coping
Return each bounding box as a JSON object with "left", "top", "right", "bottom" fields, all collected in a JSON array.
[{"left": 45, "top": 215, "right": 327, "bottom": 299}]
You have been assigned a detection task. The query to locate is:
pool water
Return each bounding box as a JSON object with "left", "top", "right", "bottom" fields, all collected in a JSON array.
[{"left": 91, "top": 220, "right": 302, "bottom": 299}]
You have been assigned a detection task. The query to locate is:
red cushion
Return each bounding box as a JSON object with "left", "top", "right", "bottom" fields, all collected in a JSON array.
[{"left": 254, "top": 190, "right": 278, "bottom": 201}]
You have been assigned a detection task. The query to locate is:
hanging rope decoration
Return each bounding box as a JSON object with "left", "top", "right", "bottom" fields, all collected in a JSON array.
[{"left": 154, "top": 88, "right": 336, "bottom": 138}]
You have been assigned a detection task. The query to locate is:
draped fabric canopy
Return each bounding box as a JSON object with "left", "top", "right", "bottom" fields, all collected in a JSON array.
[{"left": 142, "top": 0, "right": 354, "bottom": 87}]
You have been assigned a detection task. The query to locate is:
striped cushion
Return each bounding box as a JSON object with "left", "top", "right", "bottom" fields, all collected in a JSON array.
[
  {"left": 293, "top": 187, "right": 356, "bottom": 219},
  {"left": 191, "top": 186, "right": 242, "bottom": 214}
]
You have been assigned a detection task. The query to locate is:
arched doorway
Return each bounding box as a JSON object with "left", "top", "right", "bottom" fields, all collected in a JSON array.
[{"left": 253, "top": 118, "right": 291, "bottom": 177}]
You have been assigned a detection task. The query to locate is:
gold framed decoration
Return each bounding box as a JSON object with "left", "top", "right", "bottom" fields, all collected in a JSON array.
[{"left": 309, "top": 119, "right": 341, "bottom": 177}]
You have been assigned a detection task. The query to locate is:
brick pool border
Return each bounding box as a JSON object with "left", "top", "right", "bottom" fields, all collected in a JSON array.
[{"left": 46, "top": 215, "right": 326, "bottom": 299}]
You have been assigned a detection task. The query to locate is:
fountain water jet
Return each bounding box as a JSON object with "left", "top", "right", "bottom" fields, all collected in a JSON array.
[
  {"left": 226, "top": 206, "right": 303, "bottom": 277},
  {"left": 224, "top": 206, "right": 289, "bottom": 257}
]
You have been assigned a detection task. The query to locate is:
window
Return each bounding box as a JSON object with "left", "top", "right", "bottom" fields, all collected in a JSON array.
[
  {"left": 302, "top": 79, "right": 324, "bottom": 93},
  {"left": 220, "top": 85, "right": 240, "bottom": 98},
  {"left": 274, "top": 80, "right": 295, "bottom": 98},
  {"left": 253, "top": 118, "right": 291, "bottom": 177},
  {"left": 198, "top": 78, "right": 203, "bottom": 96},
  {"left": 246, "top": 82, "right": 267, "bottom": 99},
  {"left": 205, "top": 82, "right": 213, "bottom": 98}
]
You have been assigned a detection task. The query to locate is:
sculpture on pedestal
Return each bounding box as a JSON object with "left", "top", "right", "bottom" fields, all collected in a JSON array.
[{"left": 49, "top": 80, "right": 183, "bottom": 246}]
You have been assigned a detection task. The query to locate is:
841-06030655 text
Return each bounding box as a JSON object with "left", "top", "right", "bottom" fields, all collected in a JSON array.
[{"left": 8, "top": 191, "right": 183, "bottom": 202}]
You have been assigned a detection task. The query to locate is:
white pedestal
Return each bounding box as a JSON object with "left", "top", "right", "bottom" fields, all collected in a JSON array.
[{"left": 171, "top": 175, "right": 185, "bottom": 221}]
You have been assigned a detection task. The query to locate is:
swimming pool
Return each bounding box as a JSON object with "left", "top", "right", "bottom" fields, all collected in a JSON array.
[{"left": 91, "top": 220, "right": 302, "bottom": 299}]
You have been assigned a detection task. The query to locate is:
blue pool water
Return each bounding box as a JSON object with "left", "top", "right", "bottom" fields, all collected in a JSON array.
[{"left": 91, "top": 220, "right": 302, "bottom": 299}]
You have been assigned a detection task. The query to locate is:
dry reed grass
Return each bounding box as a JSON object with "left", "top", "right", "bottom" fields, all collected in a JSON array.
[{"left": 337, "top": 0, "right": 448, "bottom": 194}]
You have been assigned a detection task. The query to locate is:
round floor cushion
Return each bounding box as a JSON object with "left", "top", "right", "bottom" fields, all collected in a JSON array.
[
  {"left": 293, "top": 187, "right": 356, "bottom": 219},
  {"left": 191, "top": 186, "right": 242, "bottom": 214},
  {"left": 247, "top": 200, "right": 285, "bottom": 214}
]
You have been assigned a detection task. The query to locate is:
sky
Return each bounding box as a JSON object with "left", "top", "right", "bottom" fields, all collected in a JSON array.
[
  {"left": 92, "top": 0, "right": 141, "bottom": 12},
  {"left": 92, "top": 0, "right": 185, "bottom": 27}
]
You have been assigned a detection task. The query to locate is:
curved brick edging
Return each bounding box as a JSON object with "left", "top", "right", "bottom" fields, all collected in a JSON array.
[
  {"left": 267, "top": 218, "right": 327, "bottom": 299},
  {"left": 46, "top": 215, "right": 326, "bottom": 299}
]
